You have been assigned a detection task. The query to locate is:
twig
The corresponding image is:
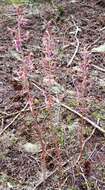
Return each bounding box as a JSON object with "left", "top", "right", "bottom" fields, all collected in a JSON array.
[
  {"left": 87, "top": 36, "right": 101, "bottom": 49},
  {"left": 76, "top": 118, "right": 100, "bottom": 164},
  {"left": 99, "top": 26, "right": 105, "bottom": 31},
  {"left": 59, "top": 102, "right": 105, "bottom": 134},
  {"left": 75, "top": 128, "right": 96, "bottom": 164},
  {"left": 0, "top": 104, "right": 45, "bottom": 117},
  {"left": 0, "top": 103, "right": 28, "bottom": 136},
  {"left": 33, "top": 168, "right": 58, "bottom": 190},
  {"left": 92, "top": 64, "right": 105, "bottom": 73},
  {"left": 91, "top": 176, "right": 105, "bottom": 185},
  {"left": 1, "top": 117, "right": 4, "bottom": 129},
  {"left": 87, "top": 143, "right": 98, "bottom": 160},
  {"left": 60, "top": 176, "right": 69, "bottom": 189},
  {"left": 33, "top": 161, "right": 68, "bottom": 190},
  {"left": 80, "top": 167, "right": 90, "bottom": 190},
  {"left": 31, "top": 81, "right": 105, "bottom": 134},
  {"left": 67, "top": 16, "right": 80, "bottom": 66}
]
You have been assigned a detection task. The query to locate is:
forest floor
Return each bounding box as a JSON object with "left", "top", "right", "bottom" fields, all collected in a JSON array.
[{"left": 0, "top": 0, "right": 105, "bottom": 190}]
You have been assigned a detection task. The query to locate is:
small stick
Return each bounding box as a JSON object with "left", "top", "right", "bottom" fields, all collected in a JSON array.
[
  {"left": 80, "top": 167, "right": 90, "bottom": 190},
  {"left": 67, "top": 16, "right": 80, "bottom": 66},
  {"left": 0, "top": 103, "right": 28, "bottom": 136},
  {"left": 75, "top": 128, "right": 96, "bottom": 165},
  {"left": 33, "top": 161, "right": 68, "bottom": 190},
  {"left": 0, "top": 104, "right": 45, "bottom": 117},
  {"left": 33, "top": 168, "right": 58, "bottom": 190},
  {"left": 92, "top": 64, "right": 105, "bottom": 73},
  {"left": 32, "top": 81, "right": 105, "bottom": 134},
  {"left": 59, "top": 102, "right": 105, "bottom": 134}
]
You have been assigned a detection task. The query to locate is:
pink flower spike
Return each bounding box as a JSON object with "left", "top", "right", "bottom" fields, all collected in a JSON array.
[
  {"left": 26, "top": 52, "right": 34, "bottom": 71},
  {"left": 7, "top": 27, "right": 16, "bottom": 37},
  {"left": 23, "top": 31, "right": 30, "bottom": 41},
  {"left": 20, "top": 18, "right": 29, "bottom": 27},
  {"left": 29, "top": 52, "right": 34, "bottom": 68},
  {"left": 14, "top": 39, "right": 22, "bottom": 52}
]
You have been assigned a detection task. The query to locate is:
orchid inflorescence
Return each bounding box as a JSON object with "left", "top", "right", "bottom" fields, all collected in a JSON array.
[{"left": 8, "top": 5, "right": 34, "bottom": 114}]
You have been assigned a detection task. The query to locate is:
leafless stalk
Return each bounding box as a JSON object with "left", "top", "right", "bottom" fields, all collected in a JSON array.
[
  {"left": 32, "top": 81, "right": 105, "bottom": 134},
  {"left": 80, "top": 167, "right": 90, "bottom": 190},
  {"left": 60, "top": 102, "right": 105, "bottom": 134},
  {"left": 34, "top": 83, "right": 105, "bottom": 135},
  {"left": 75, "top": 128, "right": 96, "bottom": 165},
  {"left": 67, "top": 16, "right": 80, "bottom": 66},
  {"left": 92, "top": 64, "right": 105, "bottom": 72}
]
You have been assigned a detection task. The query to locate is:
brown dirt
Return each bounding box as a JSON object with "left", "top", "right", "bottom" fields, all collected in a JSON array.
[{"left": 0, "top": 0, "right": 105, "bottom": 190}]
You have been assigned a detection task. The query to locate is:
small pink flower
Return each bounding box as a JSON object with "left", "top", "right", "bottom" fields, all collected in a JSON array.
[
  {"left": 43, "top": 91, "right": 53, "bottom": 109},
  {"left": 14, "top": 38, "right": 22, "bottom": 52},
  {"left": 26, "top": 52, "right": 34, "bottom": 71}
]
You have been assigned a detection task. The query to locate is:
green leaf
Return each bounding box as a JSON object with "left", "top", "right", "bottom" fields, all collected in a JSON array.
[{"left": 92, "top": 43, "right": 105, "bottom": 53}]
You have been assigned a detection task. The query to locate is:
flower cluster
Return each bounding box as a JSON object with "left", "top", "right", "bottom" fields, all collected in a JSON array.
[
  {"left": 9, "top": 6, "right": 34, "bottom": 114},
  {"left": 42, "top": 21, "right": 56, "bottom": 86},
  {"left": 42, "top": 21, "right": 56, "bottom": 108},
  {"left": 74, "top": 48, "right": 91, "bottom": 114}
]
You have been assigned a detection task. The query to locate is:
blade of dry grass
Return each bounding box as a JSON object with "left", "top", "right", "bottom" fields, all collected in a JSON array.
[{"left": 0, "top": 103, "right": 28, "bottom": 136}]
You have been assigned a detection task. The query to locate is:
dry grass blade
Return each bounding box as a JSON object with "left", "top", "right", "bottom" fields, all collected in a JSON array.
[
  {"left": 59, "top": 102, "right": 105, "bottom": 134},
  {"left": 0, "top": 103, "right": 28, "bottom": 136},
  {"left": 67, "top": 16, "right": 80, "bottom": 66},
  {"left": 92, "top": 64, "right": 105, "bottom": 72}
]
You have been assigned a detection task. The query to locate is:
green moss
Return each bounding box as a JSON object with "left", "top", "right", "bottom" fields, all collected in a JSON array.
[
  {"left": 0, "top": 153, "right": 6, "bottom": 160},
  {"left": 57, "top": 5, "right": 64, "bottom": 17},
  {"left": 7, "top": 0, "right": 52, "bottom": 5},
  {"left": 53, "top": 126, "right": 64, "bottom": 146},
  {"left": 7, "top": 0, "right": 28, "bottom": 4},
  {"left": 0, "top": 173, "right": 17, "bottom": 187},
  {"left": 37, "top": 109, "right": 49, "bottom": 123},
  {"left": 68, "top": 99, "right": 77, "bottom": 107},
  {"left": 66, "top": 114, "right": 74, "bottom": 124},
  {"left": 92, "top": 109, "right": 105, "bottom": 120},
  {"left": 11, "top": 137, "right": 18, "bottom": 145}
]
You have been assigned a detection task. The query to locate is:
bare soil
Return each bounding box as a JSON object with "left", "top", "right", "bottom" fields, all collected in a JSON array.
[{"left": 0, "top": 0, "right": 105, "bottom": 190}]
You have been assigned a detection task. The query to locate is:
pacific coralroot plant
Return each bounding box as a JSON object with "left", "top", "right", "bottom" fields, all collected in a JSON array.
[
  {"left": 74, "top": 48, "right": 91, "bottom": 163},
  {"left": 8, "top": 5, "right": 33, "bottom": 106},
  {"left": 8, "top": 4, "right": 48, "bottom": 180},
  {"left": 1, "top": 1, "right": 105, "bottom": 190},
  {"left": 42, "top": 21, "right": 56, "bottom": 109},
  {"left": 42, "top": 21, "right": 64, "bottom": 184}
]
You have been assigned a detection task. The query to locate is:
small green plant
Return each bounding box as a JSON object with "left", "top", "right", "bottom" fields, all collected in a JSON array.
[
  {"left": 7, "top": 0, "right": 28, "bottom": 5},
  {"left": 57, "top": 5, "right": 64, "bottom": 17}
]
